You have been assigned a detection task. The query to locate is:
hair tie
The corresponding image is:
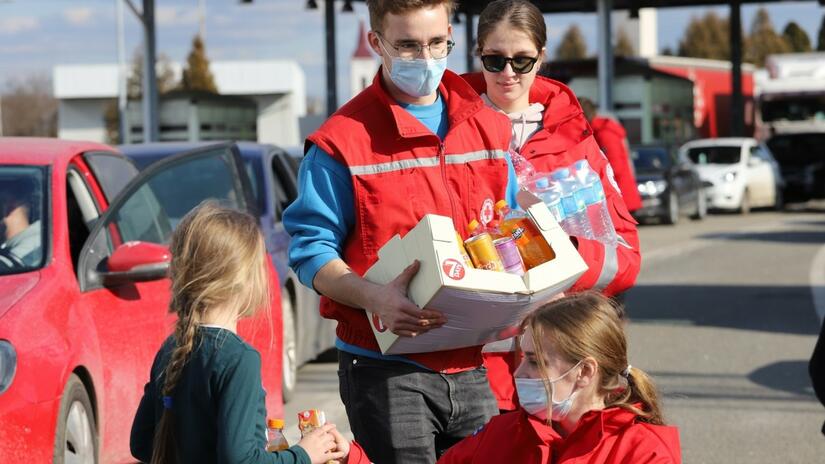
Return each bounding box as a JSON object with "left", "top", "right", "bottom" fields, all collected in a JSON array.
[
  {"left": 621, "top": 365, "right": 632, "bottom": 378},
  {"left": 163, "top": 396, "right": 173, "bottom": 410}
]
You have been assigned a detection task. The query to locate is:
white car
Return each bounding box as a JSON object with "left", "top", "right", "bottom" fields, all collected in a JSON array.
[{"left": 679, "top": 138, "right": 784, "bottom": 213}]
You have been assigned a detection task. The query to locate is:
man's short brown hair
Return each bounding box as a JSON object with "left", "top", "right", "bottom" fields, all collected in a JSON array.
[{"left": 366, "top": 0, "right": 456, "bottom": 32}]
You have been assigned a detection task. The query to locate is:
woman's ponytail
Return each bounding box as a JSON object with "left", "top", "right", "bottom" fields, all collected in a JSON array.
[{"left": 611, "top": 366, "right": 665, "bottom": 425}]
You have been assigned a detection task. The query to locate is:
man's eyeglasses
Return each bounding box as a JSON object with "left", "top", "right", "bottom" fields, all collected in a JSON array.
[
  {"left": 376, "top": 32, "right": 455, "bottom": 61},
  {"left": 480, "top": 55, "right": 540, "bottom": 74}
]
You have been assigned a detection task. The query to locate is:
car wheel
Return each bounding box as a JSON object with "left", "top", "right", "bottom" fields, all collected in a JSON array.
[
  {"left": 281, "top": 292, "right": 298, "bottom": 404},
  {"left": 690, "top": 190, "right": 707, "bottom": 220},
  {"left": 663, "top": 192, "right": 679, "bottom": 225},
  {"left": 773, "top": 186, "right": 785, "bottom": 211},
  {"left": 53, "top": 374, "right": 97, "bottom": 464},
  {"left": 738, "top": 189, "right": 751, "bottom": 215}
]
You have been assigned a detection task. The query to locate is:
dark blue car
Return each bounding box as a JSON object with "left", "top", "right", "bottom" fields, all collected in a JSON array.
[{"left": 119, "top": 142, "right": 335, "bottom": 402}]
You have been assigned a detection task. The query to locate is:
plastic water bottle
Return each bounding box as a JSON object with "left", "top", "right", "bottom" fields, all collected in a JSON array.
[
  {"left": 532, "top": 176, "right": 566, "bottom": 225},
  {"left": 551, "top": 168, "right": 593, "bottom": 239},
  {"left": 573, "top": 160, "right": 617, "bottom": 247},
  {"left": 266, "top": 418, "right": 289, "bottom": 452},
  {"left": 510, "top": 150, "right": 537, "bottom": 188}
]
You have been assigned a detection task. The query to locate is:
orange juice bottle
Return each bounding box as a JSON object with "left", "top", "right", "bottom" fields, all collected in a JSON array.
[
  {"left": 266, "top": 418, "right": 289, "bottom": 452},
  {"left": 494, "top": 200, "right": 555, "bottom": 269}
]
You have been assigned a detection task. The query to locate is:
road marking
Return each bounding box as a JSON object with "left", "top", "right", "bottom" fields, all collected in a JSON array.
[{"left": 809, "top": 243, "right": 825, "bottom": 326}]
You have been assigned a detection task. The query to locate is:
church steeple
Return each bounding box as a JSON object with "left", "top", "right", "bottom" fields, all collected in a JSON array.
[{"left": 353, "top": 20, "right": 373, "bottom": 59}]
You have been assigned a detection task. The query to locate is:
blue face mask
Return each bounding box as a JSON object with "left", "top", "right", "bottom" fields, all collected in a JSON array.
[
  {"left": 380, "top": 46, "right": 448, "bottom": 98},
  {"left": 515, "top": 360, "right": 582, "bottom": 421}
]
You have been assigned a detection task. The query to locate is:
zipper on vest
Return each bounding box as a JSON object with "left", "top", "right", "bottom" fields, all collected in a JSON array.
[{"left": 438, "top": 142, "right": 459, "bottom": 228}]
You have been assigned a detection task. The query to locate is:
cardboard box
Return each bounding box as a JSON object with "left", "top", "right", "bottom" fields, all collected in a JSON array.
[{"left": 363, "top": 193, "right": 588, "bottom": 355}]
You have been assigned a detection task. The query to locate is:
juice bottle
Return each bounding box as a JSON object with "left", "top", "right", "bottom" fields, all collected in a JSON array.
[
  {"left": 266, "top": 418, "right": 289, "bottom": 452},
  {"left": 494, "top": 200, "right": 555, "bottom": 269}
]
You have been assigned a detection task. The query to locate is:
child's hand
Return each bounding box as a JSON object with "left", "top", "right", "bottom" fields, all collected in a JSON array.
[
  {"left": 297, "top": 424, "right": 346, "bottom": 464},
  {"left": 327, "top": 427, "right": 351, "bottom": 463}
]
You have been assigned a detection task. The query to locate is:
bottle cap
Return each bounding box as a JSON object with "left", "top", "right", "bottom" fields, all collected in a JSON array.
[
  {"left": 467, "top": 219, "right": 480, "bottom": 233},
  {"left": 494, "top": 199, "right": 508, "bottom": 211},
  {"left": 268, "top": 418, "right": 285, "bottom": 429}
]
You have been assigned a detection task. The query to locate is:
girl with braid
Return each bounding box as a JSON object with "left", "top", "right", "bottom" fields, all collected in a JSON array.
[{"left": 130, "top": 202, "right": 367, "bottom": 464}]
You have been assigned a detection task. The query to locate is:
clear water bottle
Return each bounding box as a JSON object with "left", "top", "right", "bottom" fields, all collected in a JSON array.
[
  {"left": 551, "top": 168, "right": 593, "bottom": 239},
  {"left": 510, "top": 150, "right": 537, "bottom": 188},
  {"left": 533, "top": 176, "right": 566, "bottom": 225},
  {"left": 573, "top": 160, "right": 617, "bottom": 247}
]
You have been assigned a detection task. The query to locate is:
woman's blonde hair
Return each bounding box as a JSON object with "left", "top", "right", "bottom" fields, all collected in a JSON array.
[
  {"left": 151, "top": 201, "right": 271, "bottom": 464},
  {"left": 523, "top": 292, "right": 665, "bottom": 425}
]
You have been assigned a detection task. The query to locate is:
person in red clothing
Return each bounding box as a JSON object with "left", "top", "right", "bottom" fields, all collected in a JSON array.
[
  {"left": 438, "top": 292, "right": 681, "bottom": 464},
  {"left": 462, "top": 0, "right": 641, "bottom": 412},
  {"left": 578, "top": 97, "right": 643, "bottom": 212}
]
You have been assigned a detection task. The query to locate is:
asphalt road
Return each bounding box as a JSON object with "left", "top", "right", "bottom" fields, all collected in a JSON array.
[{"left": 282, "top": 204, "right": 825, "bottom": 462}]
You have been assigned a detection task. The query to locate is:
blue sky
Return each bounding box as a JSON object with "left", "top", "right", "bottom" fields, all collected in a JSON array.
[{"left": 0, "top": 1, "right": 822, "bottom": 102}]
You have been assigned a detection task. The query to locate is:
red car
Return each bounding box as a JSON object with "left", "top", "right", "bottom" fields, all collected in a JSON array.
[{"left": 0, "top": 138, "right": 283, "bottom": 463}]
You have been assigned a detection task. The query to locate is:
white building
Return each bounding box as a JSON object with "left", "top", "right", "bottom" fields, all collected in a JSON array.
[{"left": 53, "top": 60, "right": 306, "bottom": 146}]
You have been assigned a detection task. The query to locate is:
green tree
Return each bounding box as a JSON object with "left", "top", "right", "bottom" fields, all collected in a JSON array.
[
  {"left": 181, "top": 35, "right": 218, "bottom": 93},
  {"left": 127, "top": 47, "right": 177, "bottom": 99},
  {"left": 783, "top": 22, "right": 812, "bottom": 53},
  {"left": 555, "top": 25, "right": 587, "bottom": 60},
  {"left": 678, "top": 12, "right": 731, "bottom": 60},
  {"left": 614, "top": 27, "right": 635, "bottom": 57},
  {"left": 817, "top": 15, "right": 825, "bottom": 51},
  {"left": 745, "top": 8, "right": 790, "bottom": 67}
]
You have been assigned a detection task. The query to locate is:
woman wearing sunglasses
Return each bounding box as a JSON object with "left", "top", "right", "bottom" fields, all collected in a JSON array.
[{"left": 461, "top": 0, "right": 642, "bottom": 414}]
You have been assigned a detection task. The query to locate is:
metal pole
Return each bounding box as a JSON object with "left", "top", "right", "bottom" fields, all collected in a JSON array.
[
  {"left": 142, "top": 0, "right": 159, "bottom": 142},
  {"left": 730, "top": 0, "right": 744, "bottom": 136},
  {"left": 325, "top": 0, "right": 338, "bottom": 116},
  {"left": 596, "top": 0, "right": 614, "bottom": 113},
  {"left": 465, "top": 11, "right": 474, "bottom": 73},
  {"left": 116, "top": 0, "right": 129, "bottom": 144}
]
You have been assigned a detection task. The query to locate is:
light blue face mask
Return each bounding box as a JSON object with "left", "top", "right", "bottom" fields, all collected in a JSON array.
[
  {"left": 515, "top": 360, "right": 582, "bottom": 421},
  {"left": 378, "top": 40, "right": 447, "bottom": 98},
  {"left": 387, "top": 56, "right": 447, "bottom": 97}
]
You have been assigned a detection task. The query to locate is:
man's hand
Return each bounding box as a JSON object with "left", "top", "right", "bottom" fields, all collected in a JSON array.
[{"left": 363, "top": 260, "right": 447, "bottom": 337}]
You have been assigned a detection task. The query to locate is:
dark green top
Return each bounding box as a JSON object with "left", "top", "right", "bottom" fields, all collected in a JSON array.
[{"left": 130, "top": 326, "right": 310, "bottom": 464}]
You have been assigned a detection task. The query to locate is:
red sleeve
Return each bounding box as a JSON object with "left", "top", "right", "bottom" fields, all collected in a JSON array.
[
  {"left": 568, "top": 143, "right": 641, "bottom": 297},
  {"left": 436, "top": 425, "right": 488, "bottom": 464},
  {"left": 346, "top": 441, "right": 373, "bottom": 464},
  {"left": 595, "top": 129, "right": 642, "bottom": 212}
]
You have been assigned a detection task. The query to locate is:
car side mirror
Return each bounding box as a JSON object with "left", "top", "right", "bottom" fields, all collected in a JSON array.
[{"left": 99, "top": 241, "right": 171, "bottom": 287}]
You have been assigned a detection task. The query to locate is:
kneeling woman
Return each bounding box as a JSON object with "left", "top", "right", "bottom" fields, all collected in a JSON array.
[{"left": 439, "top": 293, "right": 681, "bottom": 463}]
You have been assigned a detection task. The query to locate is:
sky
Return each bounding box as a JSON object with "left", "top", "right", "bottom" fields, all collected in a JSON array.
[{"left": 0, "top": 0, "right": 823, "bottom": 103}]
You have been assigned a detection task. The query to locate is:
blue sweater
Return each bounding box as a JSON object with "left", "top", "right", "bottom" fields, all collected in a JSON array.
[{"left": 284, "top": 93, "right": 518, "bottom": 291}]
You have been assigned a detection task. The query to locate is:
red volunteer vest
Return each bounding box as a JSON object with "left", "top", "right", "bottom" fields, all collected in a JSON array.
[{"left": 307, "top": 69, "right": 512, "bottom": 373}]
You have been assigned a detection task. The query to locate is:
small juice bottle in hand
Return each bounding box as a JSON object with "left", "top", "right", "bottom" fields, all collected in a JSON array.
[{"left": 266, "top": 418, "right": 290, "bottom": 452}]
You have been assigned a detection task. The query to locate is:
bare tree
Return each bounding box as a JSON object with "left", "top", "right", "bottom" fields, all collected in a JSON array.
[
  {"left": 555, "top": 25, "right": 588, "bottom": 60},
  {"left": 1, "top": 74, "right": 57, "bottom": 137}
]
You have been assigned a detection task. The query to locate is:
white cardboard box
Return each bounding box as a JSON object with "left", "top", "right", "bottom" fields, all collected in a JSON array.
[{"left": 363, "top": 193, "right": 588, "bottom": 355}]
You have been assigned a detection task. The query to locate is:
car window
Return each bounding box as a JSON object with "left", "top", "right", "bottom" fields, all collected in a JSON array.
[
  {"left": 0, "top": 166, "right": 47, "bottom": 275},
  {"left": 79, "top": 144, "right": 250, "bottom": 291},
  {"left": 243, "top": 157, "right": 266, "bottom": 216},
  {"left": 83, "top": 151, "right": 139, "bottom": 202},
  {"left": 686, "top": 146, "right": 741, "bottom": 165},
  {"left": 632, "top": 148, "right": 671, "bottom": 171},
  {"left": 271, "top": 150, "right": 297, "bottom": 208}
]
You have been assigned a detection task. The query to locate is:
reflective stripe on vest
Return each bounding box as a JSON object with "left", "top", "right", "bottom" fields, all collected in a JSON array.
[
  {"left": 483, "top": 337, "right": 517, "bottom": 353},
  {"left": 349, "top": 149, "right": 509, "bottom": 177},
  {"left": 594, "top": 243, "right": 619, "bottom": 291}
]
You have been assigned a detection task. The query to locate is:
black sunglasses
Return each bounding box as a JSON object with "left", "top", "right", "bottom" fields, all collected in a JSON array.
[{"left": 480, "top": 55, "right": 539, "bottom": 74}]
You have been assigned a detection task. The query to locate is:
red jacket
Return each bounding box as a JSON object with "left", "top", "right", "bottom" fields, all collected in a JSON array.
[
  {"left": 590, "top": 116, "right": 642, "bottom": 212},
  {"left": 438, "top": 407, "right": 681, "bottom": 464},
  {"left": 463, "top": 73, "right": 642, "bottom": 410},
  {"left": 307, "top": 69, "right": 513, "bottom": 373},
  {"left": 346, "top": 441, "right": 372, "bottom": 464}
]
